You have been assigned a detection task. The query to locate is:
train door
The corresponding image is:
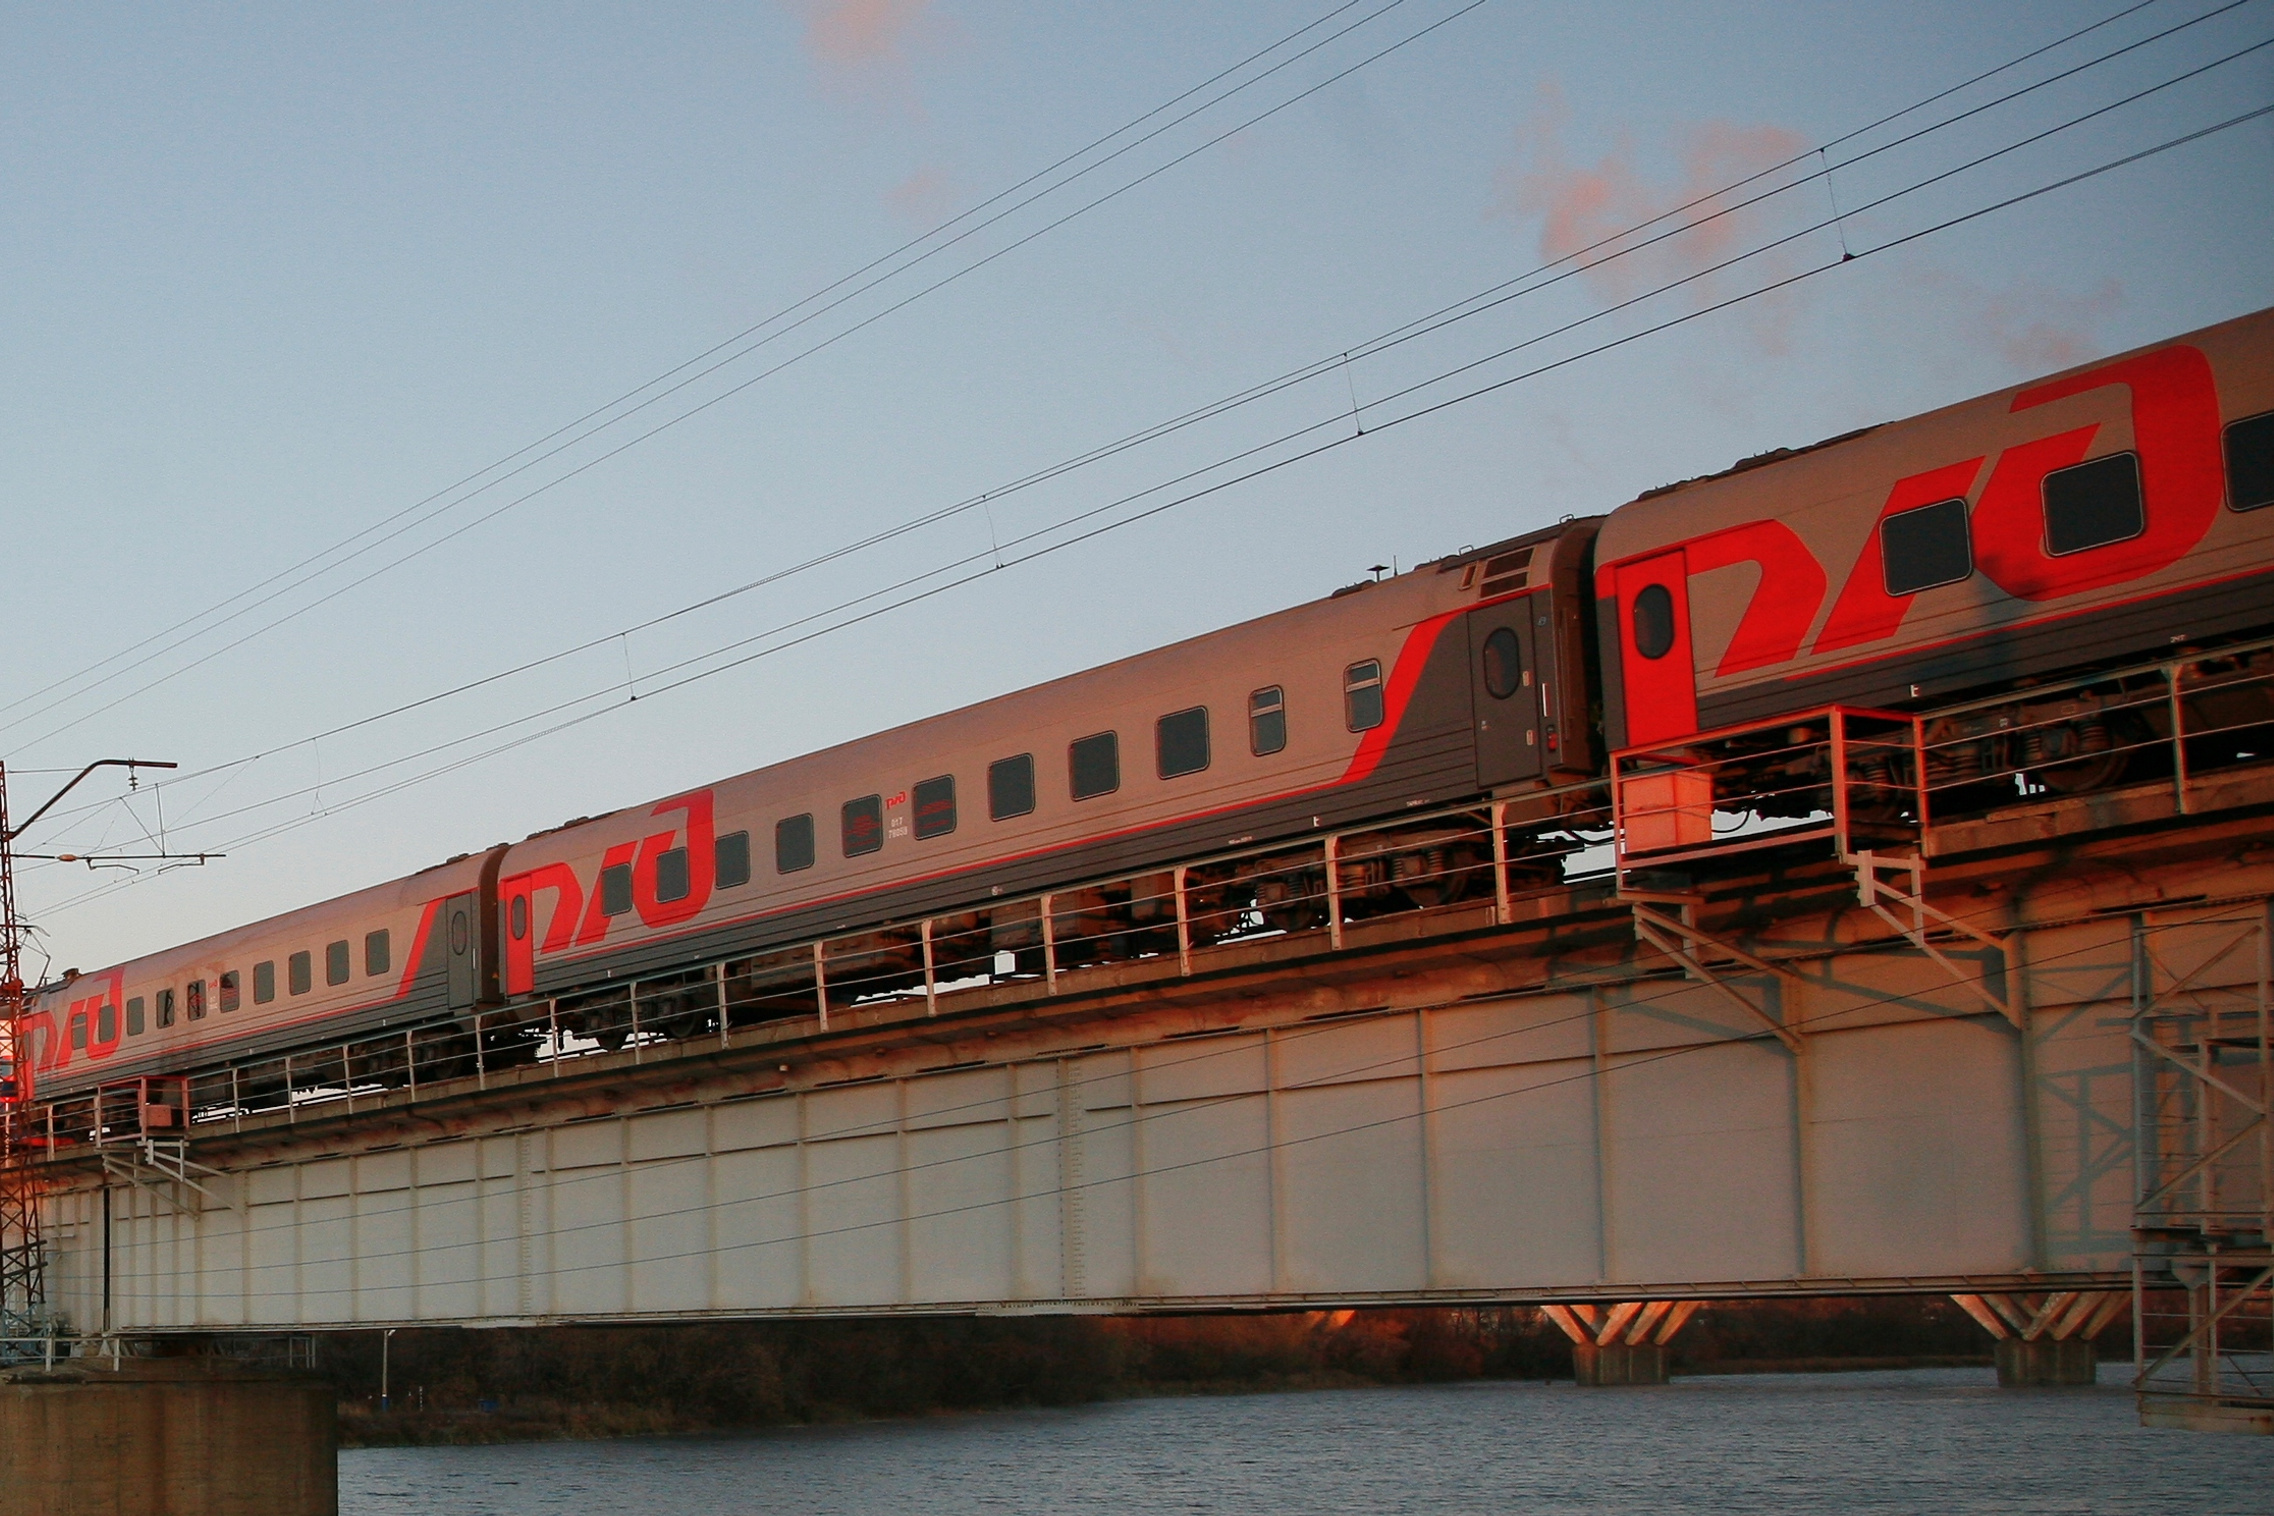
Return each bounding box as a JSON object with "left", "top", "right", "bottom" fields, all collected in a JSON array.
[
  {"left": 1613, "top": 551, "right": 1700, "bottom": 746},
  {"left": 1468, "top": 597, "right": 1544, "bottom": 788},
  {"left": 500, "top": 875, "right": 537, "bottom": 998},
  {"left": 444, "top": 891, "right": 481, "bottom": 1010}
]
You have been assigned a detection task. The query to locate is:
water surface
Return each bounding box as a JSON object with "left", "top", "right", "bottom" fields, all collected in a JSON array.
[{"left": 341, "top": 1366, "right": 2268, "bottom": 1515}]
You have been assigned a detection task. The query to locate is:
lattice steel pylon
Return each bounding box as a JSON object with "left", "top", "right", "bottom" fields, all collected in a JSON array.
[
  {"left": 0, "top": 761, "right": 54, "bottom": 1357},
  {"left": 2131, "top": 909, "right": 2274, "bottom": 1432}
]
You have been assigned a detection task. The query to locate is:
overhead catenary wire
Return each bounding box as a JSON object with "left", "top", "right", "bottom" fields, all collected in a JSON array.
[
  {"left": 29, "top": 98, "right": 2274, "bottom": 927},
  {"left": 0, "top": 0, "right": 1491, "bottom": 751},
  {"left": 25, "top": 60, "right": 2272, "bottom": 920},
  {"left": 0, "top": 0, "right": 1392, "bottom": 734},
  {"left": 0, "top": 0, "right": 2236, "bottom": 757},
  {"left": 21, "top": 3, "right": 2264, "bottom": 863}
]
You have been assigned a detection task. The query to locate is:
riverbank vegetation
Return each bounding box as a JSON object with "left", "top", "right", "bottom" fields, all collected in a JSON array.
[{"left": 322, "top": 1296, "right": 2023, "bottom": 1447}]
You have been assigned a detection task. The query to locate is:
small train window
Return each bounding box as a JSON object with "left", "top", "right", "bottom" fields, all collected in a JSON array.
[
  {"left": 1881, "top": 497, "right": 1973, "bottom": 596},
  {"left": 654, "top": 846, "right": 691, "bottom": 903},
  {"left": 126, "top": 997, "right": 145, "bottom": 1036},
  {"left": 715, "top": 831, "right": 752, "bottom": 889},
  {"left": 842, "top": 795, "right": 884, "bottom": 857},
  {"left": 1157, "top": 708, "right": 1210, "bottom": 779},
  {"left": 98, "top": 1002, "right": 116, "bottom": 1044},
  {"left": 989, "top": 755, "right": 1036, "bottom": 820},
  {"left": 913, "top": 776, "right": 956, "bottom": 840},
  {"left": 1631, "top": 585, "right": 1676, "bottom": 661},
  {"left": 254, "top": 961, "right": 276, "bottom": 1004},
  {"left": 155, "top": 989, "right": 175, "bottom": 1028},
  {"left": 1069, "top": 732, "right": 1120, "bottom": 801},
  {"left": 289, "top": 952, "right": 312, "bottom": 996},
  {"left": 366, "top": 930, "right": 391, "bottom": 978},
  {"left": 68, "top": 1009, "right": 85, "bottom": 1050},
  {"left": 326, "top": 940, "right": 351, "bottom": 986},
  {"left": 600, "top": 863, "right": 635, "bottom": 915},
  {"left": 1249, "top": 687, "right": 1286, "bottom": 756},
  {"left": 1344, "top": 662, "right": 1385, "bottom": 732},
  {"left": 776, "top": 814, "right": 816, "bottom": 874},
  {"left": 219, "top": 971, "right": 240, "bottom": 1014},
  {"left": 186, "top": 979, "right": 206, "bottom": 1021},
  {"left": 2043, "top": 452, "right": 2143, "bottom": 556},
  {"left": 1481, "top": 627, "right": 1524, "bottom": 700},
  {"left": 2228, "top": 411, "right": 2274, "bottom": 511}
]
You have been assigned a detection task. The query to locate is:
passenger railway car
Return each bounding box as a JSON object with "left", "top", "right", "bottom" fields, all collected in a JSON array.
[
  {"left": 21, "top": 305, "right": 2274, "bottom": 1102},
  {"left": 1594, "top": 306, "right": 2274, "bottom": 748},
  {"left": 24, "top": 521, "right": 1603, "bottom": 1096}
]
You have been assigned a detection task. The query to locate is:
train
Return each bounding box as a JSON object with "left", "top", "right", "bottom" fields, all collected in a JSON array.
[{"left": 21, "top": 304, "right": 2274, "bottom": 1104}]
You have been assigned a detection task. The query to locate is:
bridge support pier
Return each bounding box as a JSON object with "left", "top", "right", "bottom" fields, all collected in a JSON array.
[
  {"left": 1541, "top": 1302, "right": 1701, "bottom": 1385},
  {"left": 0, "top": 1355, "right": 336, "bottom": 1515},
  {"left": 1951, "top": 1292, "right": 2124, "bottom": 1387}
]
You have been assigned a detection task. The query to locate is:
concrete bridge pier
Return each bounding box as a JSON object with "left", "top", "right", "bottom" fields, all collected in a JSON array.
[
  {"left": 0, "top": 1355, "right": 336, "bottom": 1516},
  {"left": 1951, "top": 1292, "right": 2126, "bottom": 1387},
  {"left": 1541, "top": 1302, "right": 1702, "bottom": 1385}
]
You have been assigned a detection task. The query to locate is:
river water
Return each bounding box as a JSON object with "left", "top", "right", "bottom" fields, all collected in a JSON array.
[{"left": 340, "top": 1366, "right": 2267, "bottom": 1515}]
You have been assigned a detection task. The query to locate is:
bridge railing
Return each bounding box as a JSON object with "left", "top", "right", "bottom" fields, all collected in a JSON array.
[{"left": 1610, "top": 707, "right": 1923, "bottom": 888}]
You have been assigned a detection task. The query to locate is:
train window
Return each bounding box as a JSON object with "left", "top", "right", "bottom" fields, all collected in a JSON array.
[
  {"left": 366, "top": 930, "right": 390, "bottom": 978},
  {"left": 715, "top": 831, "right": 752, "bottom": 889},
  {"left": 155, "top": 989, "right": 175, "bottom": 1028},
  {"left": 1344, "top": 662, "right": 1385, "bottom": 731},
  {"left": 510, "top": 894, "right": 529, "bottom": 939},
  {"left": 289, "top": 952, "right": 312, "bottom": 996},
  {"left": 1156, "top": 707, "right": 1210, "bottom": 779},
  {"left": 913, "top": 776, "right": 956, "bottom": 840},
  {"left": 1069, "top": 732, "right": 1120, "bottom": 801},
  {"left": 776, "top": 813, "right": 816, "bottom": 874},
  {"left": 254, "top": 961, "right": 276, "bottom": 1004},
  {"left": 1881, "top": 496, "right": 1973, "bottom": 596},
  {"left": 1249, "top": 687, "right": 1286, "bottom": 756},
  {"left": 842, "top": 795, "right": 884, "bottom": 857},
  {"left": 2228, "top": 410, "right": 2274, "bottom": 511},
  {"left": 1481, "top": 627, "right": 1524, "bottom": 700},
  {"left": 2043, "top": 452, "right": 2143, "bottom": 556},
  {"left": 326, "top": 940, "right": 351, "bottom": 986},
  {"left": 219, "top": 971, "right": 241, "bottom": 1013},
  {"left": 1630, "top": 585, "right": 1676, "bottom": 660},
  {"left": 69, "top": 1009, "right": 85, "bottom": 1050},
  {"left": 600, "top": 863, "right": 634, "bottom": 915},
  {"left": 98, "top": 1002, "right": 116, "bottom": 1044},
  {"left": 988, "top": 755, "right": 1036, "bottom": 820},
  {"left": 186, "top": 979, "right": 206, "bottom": 1021},
  {"left": 654, "top": 846, "right": 691, "bottom": 904},
  {"left": 126, "top": 997, "right": 145, "bottom": 1037}
]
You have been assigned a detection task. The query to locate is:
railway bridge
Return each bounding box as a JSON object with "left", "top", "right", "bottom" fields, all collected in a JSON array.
[{"left": 10, "top": 667, "right": 2274, "bottom": 1437}]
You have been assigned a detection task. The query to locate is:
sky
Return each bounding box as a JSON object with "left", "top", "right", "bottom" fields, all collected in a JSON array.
[{"left": 2, "top": 0, "right": 2269, "bottom": 977}]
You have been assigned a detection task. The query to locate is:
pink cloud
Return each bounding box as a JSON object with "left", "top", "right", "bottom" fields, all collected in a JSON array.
[
  {"left": 885, "top": 162, "right": 959, "bottom": 224},
  {"left": 1491, "top": 83, "right": 1812, "bottom": 352},
  {"left": 1907, "top": 268, "right": 2124, "bottom": 373},
  {"left": 800, "top": 0, "right": 929, "bottom": 67}
]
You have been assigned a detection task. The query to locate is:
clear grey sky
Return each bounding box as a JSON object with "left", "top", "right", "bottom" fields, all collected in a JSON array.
[{"left": 5, "top": 0, "right": 2269, "bottom": 975}]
